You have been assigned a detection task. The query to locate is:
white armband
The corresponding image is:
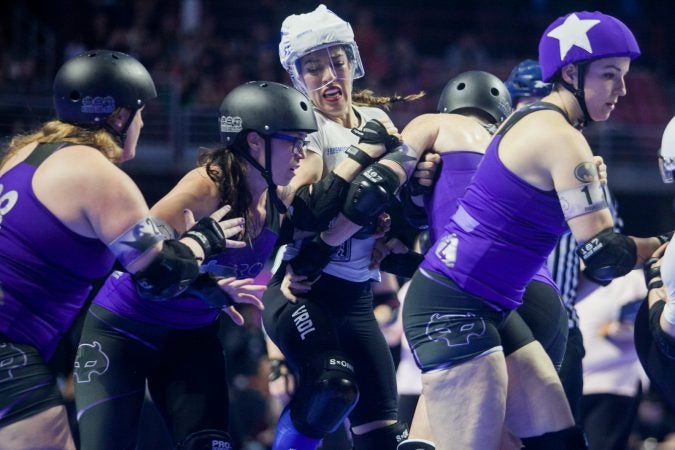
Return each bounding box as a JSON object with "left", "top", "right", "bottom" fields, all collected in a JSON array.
[
  {"left": 558, "top": 181, "right": 608, "bottom": 221},
  {"left": 108, "top": 216, "right": 176, "bottom": 267}
]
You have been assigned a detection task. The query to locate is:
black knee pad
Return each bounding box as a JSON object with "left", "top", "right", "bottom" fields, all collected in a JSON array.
[
  {"left": 176, "top": 429, "right": 233, "bottom": 449},
  {"left": 353, "top": 422, "right": 409, "bottom": 450},
  {"left": 291, "top": 352, "right": 360, "bottom": 437},
  {"left": 521, "top": 426, "right": 588, "bottom": 450}
]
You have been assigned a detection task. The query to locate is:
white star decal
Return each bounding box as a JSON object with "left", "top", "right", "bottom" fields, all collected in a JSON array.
[{"left": 547, "top": 13, "right": 601, "bottom": 60}]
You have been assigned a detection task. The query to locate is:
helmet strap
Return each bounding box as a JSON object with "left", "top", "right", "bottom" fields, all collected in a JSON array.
[
  {"left": 559, "top": 62, "right": 591, "bottom": 129},
  {"left": 232, "top": 136, "right": 288, "bottom": 214},
  {"left": 104, "top": 107, "right": 136, "bottom": 146}
]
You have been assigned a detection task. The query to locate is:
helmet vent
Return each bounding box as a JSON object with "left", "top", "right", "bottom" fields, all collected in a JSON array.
[
  {"left": 300, "top": 101, "right": 308, "bottom": 111},
  {"left": 69, "top": 90, "right": 81, "bottom": 102},
  {"left": 457, "top": 83, "right": 466, "bottom": 91},
  {"left": 490, "top": 88, "right": 499, "bottom": 96}
]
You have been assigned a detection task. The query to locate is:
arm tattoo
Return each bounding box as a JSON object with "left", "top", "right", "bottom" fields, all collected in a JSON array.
[{"left": 574, "top": 162, "right": 599, "bottom": 183}]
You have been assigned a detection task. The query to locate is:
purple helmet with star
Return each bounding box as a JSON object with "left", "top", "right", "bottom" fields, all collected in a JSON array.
[{"left": 538, "top": 11, "right": 640, "bottom": 82}]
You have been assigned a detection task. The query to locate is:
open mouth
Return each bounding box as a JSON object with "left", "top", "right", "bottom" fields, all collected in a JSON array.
[{"left": 322, "top": 86, "right": 343, "bottom": 101}]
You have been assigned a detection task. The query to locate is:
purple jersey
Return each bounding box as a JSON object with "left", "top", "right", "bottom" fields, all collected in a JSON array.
[
  {"left": 94, "top": 195, "right": 282, "bottom": 327},
  {"left": 424, "top": 149, "right": 559, "bottom": 297},
  {"left": 422, "top": 109, "right": 568, "bottom": 310},
  {"left": 425, "top": 151, "right": 483, "bottom": 244},
  {"left": 0, "top": 143, "right": 115, "bottom": 360}
]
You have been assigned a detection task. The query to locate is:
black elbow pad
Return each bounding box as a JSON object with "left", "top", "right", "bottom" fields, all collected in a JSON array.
[
  {"left": 289, "top": 171, "right": 349, "bottom": 232},
  {"left": 342, "top": 163, "right": 400, "bottom": 226},
  {"left": 132, "top": 240, "right": 200, "bottom": 300},
  {"left": 576, "top": 228, "right": 637, "bottom": 283}
]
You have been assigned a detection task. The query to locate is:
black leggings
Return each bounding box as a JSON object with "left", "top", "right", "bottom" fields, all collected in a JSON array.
[
  {"left": 263, "top": 263, "right": 398, "bottom": 427},
  {"left": 74, "top": 304, "right": 228, "bottom": 450}
]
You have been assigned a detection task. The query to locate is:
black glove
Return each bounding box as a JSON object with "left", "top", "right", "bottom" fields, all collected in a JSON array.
[
  {"left": 290, "top": 235, "right": 334, "bottom": 283},
  {"left": 185, "top": 273, "right": 234, "bottom": 309},
  {"left": 183, "top": 217, "right": 227, "bottom": 259},
  {"left": 351, "top": 119, "right": 401, "bottom": 151}
]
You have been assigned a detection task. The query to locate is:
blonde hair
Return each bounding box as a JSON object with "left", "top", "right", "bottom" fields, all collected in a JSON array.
[
  {"left": 352, "top": 89, "right": 426, "bottom": 110},
  {"left": 0, "top": 120, "right": 123, "bottom": 168}
]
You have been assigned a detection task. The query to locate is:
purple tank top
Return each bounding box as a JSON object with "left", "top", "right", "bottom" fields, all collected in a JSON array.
[
  {"left": 0, "top": 143, "right": 115, "bottom": 359},
  {"left": 422, "top": 131, "right": 568, "bottom": 310},
  {"left": 425, "top": 151, "right": 483, "bottom": 244},
  {"left": 94, "top": 196, "right": 282, "bottom": 328},
  {"left": 424, "top": 150, "right": 558, "bottom": 294}
]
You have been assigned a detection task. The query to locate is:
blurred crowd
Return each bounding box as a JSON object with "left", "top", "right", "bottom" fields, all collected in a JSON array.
[
  {"left": 2, "top": 1, "right": 675, "bottom": 449},
  {"left": 2, "top": 0, "right": 673, "bottom": 129}
]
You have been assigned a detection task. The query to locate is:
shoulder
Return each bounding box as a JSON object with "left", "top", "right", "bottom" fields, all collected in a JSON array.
[
  {"left": 41, "top": 144, "right": 134, "bottom": 191},
  {"left": 151, "top": 167, "right": 221, "bottom": 226},
  {"left": 355, "top": 105, "right": 390, "bottom": 122}
]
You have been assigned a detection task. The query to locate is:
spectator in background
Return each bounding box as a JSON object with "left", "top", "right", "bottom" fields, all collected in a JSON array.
[{"left": 577, "top": 269, "right": 647, "bottom": 450}]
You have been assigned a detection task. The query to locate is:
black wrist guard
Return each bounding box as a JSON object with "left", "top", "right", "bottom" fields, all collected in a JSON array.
[
  {"left": 345, "top": 145, "right": 377, "bottom": 167},
  {"left": 351, "top": 119, "right": 401, "bottom": 151},
  {"left": 183, "top": 217, "right": 227, "bottom": 259},
  {"left": 290, "top": 235, "right": 334, "bottom": 283},
  {"left": 184, "top": 273, "right": 234, "bottom": 309}
]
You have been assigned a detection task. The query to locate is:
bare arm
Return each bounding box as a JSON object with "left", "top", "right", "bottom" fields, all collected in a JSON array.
[{"left": 150, "top": 168, "right": 221, "bottom": 233}]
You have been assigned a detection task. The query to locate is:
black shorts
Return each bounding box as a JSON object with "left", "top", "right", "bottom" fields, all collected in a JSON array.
[
  {"left": 635, "top": 299, "right": 675, "bottom": 409},
  {"left": 0, "top": 336, "right": 63, "bottom": 426},
  {"left": 75, "top": 304, "right": 227, "bottom": 450},
  {"left": 511, "top": 280, "right": 568, "bottom": 369},
  {"left": 402, "top": 269, "right": 511, "bottom": 371},
  {"left": 263, "top": 262, "right": 398, "bottom": 427}
]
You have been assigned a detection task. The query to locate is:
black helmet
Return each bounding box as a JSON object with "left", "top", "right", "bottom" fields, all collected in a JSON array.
[
  {"left": 53, "top": 50, "right": 156, "bottom": 133},
  {"left": 437, "top": 70, "right": 512, "bottom": 124},
  {"left": 219, "top": 81, "right": 317, "bottom": 144}
]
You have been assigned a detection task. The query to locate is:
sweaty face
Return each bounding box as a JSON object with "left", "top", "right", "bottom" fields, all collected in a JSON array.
[
  {"left": 582, "top": 57, "right": 630, "bottom": 122},
  {"left": 299, "top": 46, "right": 353, "bottom": 120}
]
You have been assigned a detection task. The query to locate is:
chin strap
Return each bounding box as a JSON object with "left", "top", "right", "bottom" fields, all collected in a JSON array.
[
  {"left": 559, "top": 62, "right": 591, "bottom": 130},
  {"left": 231, "top": 137, "right": 287, "bottom": 214}
]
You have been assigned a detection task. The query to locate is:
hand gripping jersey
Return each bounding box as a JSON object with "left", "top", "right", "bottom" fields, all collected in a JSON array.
[
  {"left": 93, "top": 194, "right": 282, "bottom": 328},
  {"left": 0, "top": 143, "right": 116, "bottom": 359},
  {"left": 422, "top": 103, "right": 569, "bottom": 310}
]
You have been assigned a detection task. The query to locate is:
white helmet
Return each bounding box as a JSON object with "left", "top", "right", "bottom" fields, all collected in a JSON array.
[
  {"left": 659, "top": 116, "right": 675, "bottom": 183},
  {"left": 278, "top": 4, "right": 365, "bottom": 94}
]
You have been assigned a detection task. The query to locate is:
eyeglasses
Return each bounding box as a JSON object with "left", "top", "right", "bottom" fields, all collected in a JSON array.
[{"left": 272, "top": 133, "right": 308, "bottom": 157}]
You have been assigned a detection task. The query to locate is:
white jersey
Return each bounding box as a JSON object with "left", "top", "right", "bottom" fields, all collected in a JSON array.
[
  {"left": 577, "top": 269, "right": 648, "bottom": 397},
  {"left": 282, "top": 105, "right": 391, "bottom": 283}
]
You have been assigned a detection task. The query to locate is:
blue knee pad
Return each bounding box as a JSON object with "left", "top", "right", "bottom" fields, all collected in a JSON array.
[
  {"left": 272, "top": 405, "right": 322, "bottom": 450},
  {"left": 292, "top": 352, "right": 360, "bottom": 437}
]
